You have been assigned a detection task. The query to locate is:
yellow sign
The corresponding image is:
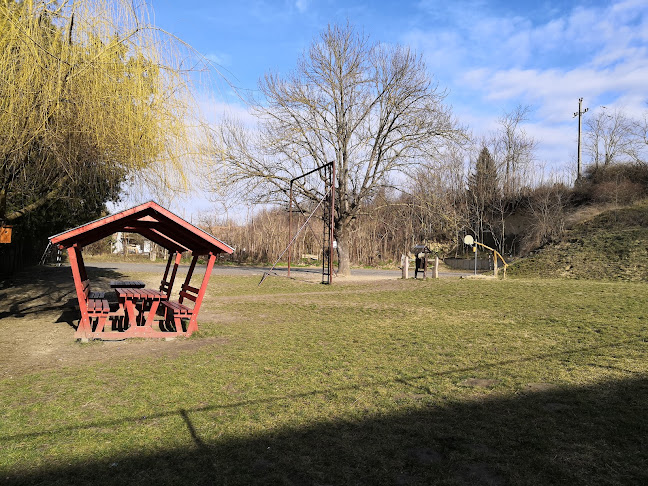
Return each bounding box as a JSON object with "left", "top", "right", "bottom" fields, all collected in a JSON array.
[{"left": 0, "top": 226, "right": 12, "bottom": 244}]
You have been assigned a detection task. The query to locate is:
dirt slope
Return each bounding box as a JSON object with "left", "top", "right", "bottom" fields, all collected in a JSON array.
[{"left": 510, "top": 199, "right": 648, "bottom": 281}]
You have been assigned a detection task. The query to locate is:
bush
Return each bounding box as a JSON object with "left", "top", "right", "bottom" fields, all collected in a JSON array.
[
  {"left": 519, "top": 183, "right": 571, "bottom": 255},
  {"left": 575, "top": 163, "right": 648, "bottom": 205}
]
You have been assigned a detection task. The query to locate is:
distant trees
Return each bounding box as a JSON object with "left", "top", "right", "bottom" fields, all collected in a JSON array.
[
  {"left": 213, "top": 23, "right": 463, "bottom": 275},
  {"left": 584, "top": 108, "right": 647, "bottom": 167},
  {"left": 410, "top": 145, "right": 468, "bottom": 249},
  {"left": 522, "top": 182, "right": 571, "bottom": 253},
  {"left": 492, "top": 105, "right": 536, "bottom": 196}
]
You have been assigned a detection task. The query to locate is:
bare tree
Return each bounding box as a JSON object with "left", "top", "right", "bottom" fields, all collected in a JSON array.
[
  {"left": 213, "top": 23, "right": 463, "bottom": 275},
  {"left": 584, "top": 108, "right": 640, "bottom": 167},
  {"left": 411, "top": 144, "right": 469, "bottom": 248},
  {"left": 629, "top": 112, "right": 648, "bottom": 164},
  {"left": 522, "top": 181, "right": 571, "bottom": 253},
  {"left": 467, "top": 146, "right": 498, "bottom": 244},
  {"left": 492, "top": 105, "right": 536, "bottom": 195}
]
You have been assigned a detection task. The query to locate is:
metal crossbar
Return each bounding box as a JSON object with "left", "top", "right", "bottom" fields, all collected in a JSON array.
[
  {"left": 287, "top": 161, "right": 335, "bottom": 284},
  {"left": 259, "top": 185, "right": 331, "bottom": 286}
]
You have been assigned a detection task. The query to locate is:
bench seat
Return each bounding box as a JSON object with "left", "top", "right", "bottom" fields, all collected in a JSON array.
[
  {"left": 161, "top": 300, "right": 192, "bottom": 316},
  {"left": 87, "top": 298, "right": 110, "bottom": 315}
]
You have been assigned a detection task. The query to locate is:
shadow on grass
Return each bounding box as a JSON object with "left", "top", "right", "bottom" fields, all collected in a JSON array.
[
  {"left": 3, "top": 376, "right": 647, "bottom": 485},
  {"left": 0, "top": 265, "right": 124, "bottom": 321}
]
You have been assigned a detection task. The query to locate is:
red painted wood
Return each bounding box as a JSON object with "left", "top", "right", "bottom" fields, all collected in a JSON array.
[
  {"left": 49, "top": 202, "right": 233, "bottom": 340},
  {"left": 187, "top": 252, "right": 217, "bottom": 334},
  {"left": 68, "top": 246, "right": 91, "bottom": 339},
  {"left": 179, "top": 254, "right": 198, "bottom": 305},
  {"left": 160, "top": 253, "right": 174, "bottom": 296},
  {"left": 50, "top": 201, "right": 233, "bottom": 255},
  {"left": 165, "top": 251, "right": 182, "bottom": 298},
  {"left": 114, "top": 287, "right": 168, "bottom": 333}
]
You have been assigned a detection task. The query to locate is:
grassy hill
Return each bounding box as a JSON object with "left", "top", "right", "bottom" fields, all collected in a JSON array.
[{"left": 510, "top": 199, "right": 648, "bottom": 281}]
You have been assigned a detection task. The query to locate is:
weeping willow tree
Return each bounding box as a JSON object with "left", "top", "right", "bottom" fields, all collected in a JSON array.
[{"left": 0, "top": 0, "right": 201, "bottom": 227}]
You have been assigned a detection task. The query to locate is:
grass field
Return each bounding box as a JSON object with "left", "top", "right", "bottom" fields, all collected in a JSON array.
[{"left": 1, "top": 268, "right": 647, "bottom": 485}]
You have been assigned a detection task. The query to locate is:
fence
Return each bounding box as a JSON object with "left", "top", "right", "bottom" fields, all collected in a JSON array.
[{"left": 444, "top": 257, "right": 493, "bottom": 271}]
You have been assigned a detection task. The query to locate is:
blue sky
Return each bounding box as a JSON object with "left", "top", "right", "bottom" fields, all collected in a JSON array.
[{"left": 142, "top": 0, "right": 648, "bottom": 216}]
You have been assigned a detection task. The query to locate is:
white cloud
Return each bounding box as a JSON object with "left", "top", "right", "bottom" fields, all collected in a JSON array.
[
  {"left": 295, "top": 0, "right": 309, "bottom": 14},
  {"left": 194, "top": 90, "right": 257, "bottom": 128},
  {"left": 205, "top": 52, "right": 232, "bottom": 67},
  {"left": 406, "top": 0, "right": 648, "bottom": 174}
]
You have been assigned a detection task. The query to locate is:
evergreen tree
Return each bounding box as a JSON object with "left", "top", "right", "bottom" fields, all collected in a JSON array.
[{"left": 468, "top": 147, "right": 498, "bottom": 242}]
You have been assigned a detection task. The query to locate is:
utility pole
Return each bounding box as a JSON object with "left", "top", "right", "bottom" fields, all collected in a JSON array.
[{"left": 573, "top": 97, "right": 588, "bottom": 181}]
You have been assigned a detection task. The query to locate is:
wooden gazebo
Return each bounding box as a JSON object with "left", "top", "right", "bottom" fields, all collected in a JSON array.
[{"left": 50, "top": 201, "right": 234, "bottom": 340}]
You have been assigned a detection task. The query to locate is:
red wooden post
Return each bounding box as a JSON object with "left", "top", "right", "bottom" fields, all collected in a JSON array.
[
  {"left": 186, "top": 252, "right": 216, "bottom": 334},
  {"left": 67, "top": 245, "right": 91, "bottom": 339},
  {"left": 76, "top": 246, "right": 88, "bottom": 282},
  {"left": 160, "top": 253, "right": 173, "bottom": 292}
]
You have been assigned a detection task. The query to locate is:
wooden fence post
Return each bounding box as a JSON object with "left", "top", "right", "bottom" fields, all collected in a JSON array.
[{"left": 401, "top": 254, "right": 409, "bottom": 279}]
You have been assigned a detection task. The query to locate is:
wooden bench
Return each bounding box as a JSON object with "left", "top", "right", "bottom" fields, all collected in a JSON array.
[
  {"left": 81, "top": 279, "right": 111, "bottom": 332},
  {"left": 160, "top": 283, "right": 199, "bottom": 332}
]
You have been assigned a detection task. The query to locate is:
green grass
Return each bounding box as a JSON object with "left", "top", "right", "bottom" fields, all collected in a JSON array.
[
  {"left": 1, "top": 276, "right": 647, "bottom": 485},
  {"left": 510, "top": 199, "right": 648, "bottom": 281}
]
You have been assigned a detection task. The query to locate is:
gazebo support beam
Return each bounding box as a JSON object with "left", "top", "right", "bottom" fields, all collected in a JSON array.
[
  {"left": 186, "top": 252, "right": 216, "bottom": 334},
  {"left": 67, "top": 245, "right": 92, "bottom": 339}
]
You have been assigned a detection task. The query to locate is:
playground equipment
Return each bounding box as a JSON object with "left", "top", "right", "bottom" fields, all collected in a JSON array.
[{"left": 463, "top": 235, "right": 508, "bottom": 278}]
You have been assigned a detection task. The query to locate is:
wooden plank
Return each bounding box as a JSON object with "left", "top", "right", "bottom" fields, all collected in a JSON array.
[
  {"left": 179, "top": 291, "right": 197, "bottom": 302},
  {"left": 178, "top": 254, "right": 199, "bottom": 305},
  {"left": 164, "top": 251, "right": 182, "bottom": 299},
  {"left": 161, "top": 301, "right": 192, "bottom": 315}
]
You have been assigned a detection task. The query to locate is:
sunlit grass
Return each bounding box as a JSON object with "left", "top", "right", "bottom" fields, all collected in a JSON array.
[{"left": 1, "top": 276, "right": 646, "bottom": 484}]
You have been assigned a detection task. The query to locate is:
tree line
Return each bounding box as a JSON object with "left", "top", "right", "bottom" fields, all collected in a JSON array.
[
  {"left": 210, "top": 23, "right": 648, "bottom": 272},
  {"left": 2, "top": 8, "right": 647, "bottom": 273},
  {"left": 200, "top": 160, "right": 648, "bottom": 268}
]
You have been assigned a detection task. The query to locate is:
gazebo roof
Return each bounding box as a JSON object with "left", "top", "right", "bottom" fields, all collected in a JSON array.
[{"left": 50, "top": 201, "right": 234, "bottom": 255}]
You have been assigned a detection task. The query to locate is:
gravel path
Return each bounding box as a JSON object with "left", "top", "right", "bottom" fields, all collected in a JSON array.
[{"left": 85, "top": 260, "right": 471, "bottom": 281}]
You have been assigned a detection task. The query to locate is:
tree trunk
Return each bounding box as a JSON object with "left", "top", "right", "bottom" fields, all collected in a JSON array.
[
  {"left": 4, "top": 176, "right": 67, "bottom": 222},
  {"left": 336, "top": 225, "right": 351, "bottom": 277}
]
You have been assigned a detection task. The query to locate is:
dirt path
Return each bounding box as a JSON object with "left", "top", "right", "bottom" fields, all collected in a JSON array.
[
  {"left": 0, "top": 262, "right": 468, "bottom": 379},
  {"left": 84, "top": 259, "right": 471, "bottom": 281},
  {"left": 0, "top": 266, "right": 223, "bottom": 379}
]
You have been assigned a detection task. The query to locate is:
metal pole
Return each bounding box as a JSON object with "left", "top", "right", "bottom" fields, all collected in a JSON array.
[
  {"left": 474, "top": 245, "right": 477, "bottom": 276},
  {"left": 574, "top": 97, "right": 588, "bottom": 181},
  {"left": 288, "top": 181, "right": 293, "bottom": 278},
  {"left": 329, "top": 159, "right": 335, "bottom": 285},
  {"left": 577, "top": 98, "right": 582, "bottom": 180},
  {"left": 322, "top": 171, "right": 326, "bottom": 283},
  {"left": 286, "top": 161, "right": 335, "bottom": 283}
]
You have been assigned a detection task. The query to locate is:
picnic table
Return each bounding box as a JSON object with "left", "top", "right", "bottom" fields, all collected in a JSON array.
[
  {"left": 49, "top": 201, "right": 234, "bottom": 340},
  {"left": 110, "top": 280, "right": 146, "bottom": 289},
  {"left": 114, "top": 287, "right": 168, "bottom": 333}
]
